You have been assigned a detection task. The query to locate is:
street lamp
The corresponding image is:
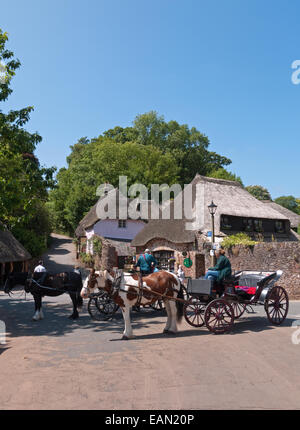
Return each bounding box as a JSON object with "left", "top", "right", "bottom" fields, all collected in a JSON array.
[{"left": 208, "top": 201, "right": 217, "bottom": 265}]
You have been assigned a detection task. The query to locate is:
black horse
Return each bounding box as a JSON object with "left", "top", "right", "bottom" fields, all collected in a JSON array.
[{"left": 4, "top": 271, "right": 83, "bottom": 320}]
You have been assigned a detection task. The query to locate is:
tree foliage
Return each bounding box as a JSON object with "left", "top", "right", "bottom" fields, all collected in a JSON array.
[
  {"left": 274, "top": 196, "right": 300, "bottom": 214},
  {"left": 208, "top": 168, "right": 243, "bottom": 186},
  {"left": 0, "top": 29, "right": 55, "bottom": 255},
  {"left": 50, "top": 111, "right": 232, "bottom": 234},
  {"left": 245, "top": 185, "right": 272, "bottom": 201}
]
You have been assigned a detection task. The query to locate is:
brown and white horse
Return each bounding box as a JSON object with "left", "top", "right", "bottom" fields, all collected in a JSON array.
[{"left": 81, "top": 269, "right": 184, "bottom": 339}]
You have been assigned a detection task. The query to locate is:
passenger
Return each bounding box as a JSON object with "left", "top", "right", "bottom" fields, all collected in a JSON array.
[
  {"left": 134, "top": 249, "right": 157, "bottom": 276},
  {"left": 204, "top": 248, "right": 231, "bottom": 283},
  {"left": 34, "top": 260, "right": 47, "bottom": 285},
  {"left": 73, "top": 266, "right": 82, "bottom": 276},
  {"left": 177, "top": 265, "right": 185, "bottom": 283}
]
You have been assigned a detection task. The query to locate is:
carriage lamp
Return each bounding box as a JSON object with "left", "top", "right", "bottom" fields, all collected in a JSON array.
[{"left": 208, "top": 201, "right": 217, "bottom": 265}]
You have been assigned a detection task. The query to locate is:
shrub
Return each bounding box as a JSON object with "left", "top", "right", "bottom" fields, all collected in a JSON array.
[
  {"left": 222, "top": 233, "right": 257, "bottom": 250},
  {"left": 92, "top": 237, "right": 102, "bottom": 256}
]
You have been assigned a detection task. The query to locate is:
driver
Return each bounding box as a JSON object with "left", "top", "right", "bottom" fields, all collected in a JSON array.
[{"left": 204, "top": 248, "right": 232, "bottom": 284}]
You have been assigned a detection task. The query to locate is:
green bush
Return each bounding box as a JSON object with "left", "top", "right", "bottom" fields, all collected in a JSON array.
[
  {"left": 12, "top": 227, "right": 48, "bottom": 257},
  {"left": 92, "top": 237, "right": 102, "bottom": 256},
  {"left": 222, "top": 233, "right": 257, "bottom": 249},
  {"left": 80, "top": 252, "right": 94, "bottom": 266}
]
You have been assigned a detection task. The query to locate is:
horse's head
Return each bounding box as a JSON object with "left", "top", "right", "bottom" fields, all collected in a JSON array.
[
  {"left": 4, "top": 273, "right": 14, "bottom": 294},
  {"left": 80, "top": 269, "right": 110, "bottom": 298},
  {"left": 4, "top": 272, "right": 28, "bottom": 294}
]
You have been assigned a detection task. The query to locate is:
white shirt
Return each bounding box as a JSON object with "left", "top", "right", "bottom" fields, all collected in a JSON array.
[
  {"left": 34, "top": 265, "right": 46, "bottom": 273},
  {"left": 177, "top": 269, "right": 185, "bottom": 282}
]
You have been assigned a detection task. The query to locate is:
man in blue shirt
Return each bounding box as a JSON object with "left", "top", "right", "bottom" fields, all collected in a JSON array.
[{"left": 134, "top": 249, "right": 158, "bottom": 276}]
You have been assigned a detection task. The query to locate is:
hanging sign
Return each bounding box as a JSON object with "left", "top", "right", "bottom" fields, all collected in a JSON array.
[{"left": 183, "top": 258, "right": 193, "bottom": 268}]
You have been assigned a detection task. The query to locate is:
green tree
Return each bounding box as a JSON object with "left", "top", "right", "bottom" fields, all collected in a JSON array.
[
  {"left": 245, "top": 185, "right": 271, "bottom": 200},
  {"left": 103, "top": 111, "right": 231, "bottom": 186},
  {"left": 274, "top": 196, "right": 299, "bottom": 214},
  {"left": 0, "top": 29, "right": 55, "bottom": 254},
  {"left": 49, "top": 138, "right": 180, "bottom": 233},
  {"left": 208, "top": 168, "right": 244, "bottom": 186}
]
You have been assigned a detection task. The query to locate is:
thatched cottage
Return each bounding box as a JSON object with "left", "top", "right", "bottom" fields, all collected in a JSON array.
[
  {"left": 131, "top": 174, "right": 298, "bottom": 277},
  {"left": 75, "top": 188, "right": 152, "bottom": 268},
  {"left": 0, "top": 230, "right": 31, "bottom": 283},
  {"left": 261, "top": 200, "right": 300, "bottom": 232}
]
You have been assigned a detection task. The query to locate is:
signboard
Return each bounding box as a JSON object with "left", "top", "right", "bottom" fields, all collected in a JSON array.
[
  {"left": 183, "top": 258, "right": 193, "bottom": 268},
  {"left": 207, "top": 231, "right": 212, "bottom": 237}
]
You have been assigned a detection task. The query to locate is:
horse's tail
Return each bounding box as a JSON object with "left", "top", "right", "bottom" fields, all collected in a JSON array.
[
  {"left": 77, "top": 275, "right": 83, "bottom": 309},
  {"left": 176, "top": 283, "right": 184, "bottom": 323}
]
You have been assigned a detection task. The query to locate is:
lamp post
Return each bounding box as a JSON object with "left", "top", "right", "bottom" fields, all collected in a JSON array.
[{"left": 208, "top": 201, "right": 218, "bottom": 266}]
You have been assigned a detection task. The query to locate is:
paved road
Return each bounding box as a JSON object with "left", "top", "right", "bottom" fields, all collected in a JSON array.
[{"left": 1, "top": 234, "right": 300, "bottom": 410}]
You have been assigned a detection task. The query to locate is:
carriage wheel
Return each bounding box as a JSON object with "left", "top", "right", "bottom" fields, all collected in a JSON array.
[
  {"left": 231, "top": 302, "right": 247, "bottom": 319},
  {"left": 183, "top": 300, "right": 206, "bottom": 327},
  {"left": 88, "top": 298, "right": 107, "bottom": 320},
  {"left": 96, "top": 293, "right": 119, "bottom": 315},
  {"left": 204, "top": 299, "right": 234, "bottom": 334},
  {"left": 265, "top": 286, "right": 289, "bottom": 325},
  {"left": 150, "top": 299, "right": 166, "bottom": 311}
]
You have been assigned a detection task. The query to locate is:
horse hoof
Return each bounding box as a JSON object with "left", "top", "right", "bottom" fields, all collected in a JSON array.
[
  {"left": 165, "top": 330, "right": 177, "bottom": 335},
  {"left": 68, "top": 314, "right": 79, "bottom": 320},
  {"left": 122, "top": 334, "right": 135, "bottom": 340}
]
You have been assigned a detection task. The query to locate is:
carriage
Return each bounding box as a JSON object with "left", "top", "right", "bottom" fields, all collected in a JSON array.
[
  {"left": 83, "top": 268, "right": 289, "bottom": 337},
  {"left": 183, "top": 270, "right": 289, "bottom": 334}
]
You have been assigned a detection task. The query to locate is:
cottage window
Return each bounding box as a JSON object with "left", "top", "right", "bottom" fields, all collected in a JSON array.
[
  {"left": 243, "top": 218, "right": 253, "bottom": 232},
  {"left": 253, "top": 219, "right": 263, "bottom": 233},
  {"left": 275, "top": 221, "right": 285, "bottom": 233},
  {"left": 118, "top": 220, "right": 126, "bottom": 228},
  {"left": 220, "top": 216, "right": 232, "bottom": 230}
]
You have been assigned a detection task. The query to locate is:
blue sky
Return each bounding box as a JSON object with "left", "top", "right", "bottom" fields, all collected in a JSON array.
[{"left": 1, "top": 0, "right": 299, "bottom": 198}]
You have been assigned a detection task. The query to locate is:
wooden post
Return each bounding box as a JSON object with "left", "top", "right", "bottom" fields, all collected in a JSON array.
[{"left": 10, "top": 261, "right": 13, "bottom": 273}]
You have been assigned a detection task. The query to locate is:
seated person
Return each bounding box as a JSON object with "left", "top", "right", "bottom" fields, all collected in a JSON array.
[{"left": 204, "top": 248, "right": 232, "bottom": 285}]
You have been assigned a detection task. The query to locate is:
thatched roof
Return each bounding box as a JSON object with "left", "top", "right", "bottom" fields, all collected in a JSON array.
[
  {"left": 105, "top": 238, "right": 136, "bottom": 257},
  {"left": 75, "top": 188, "right": 158, "bottom": 237},
  {"left": 261, "top": 201, "right": 300, "bottom": 229},
  {"left": 0, "top": 230, "right": 31, "bottom": 263},
  {"left": 131, "top": 174, "right": 289, "bottom": 246}
]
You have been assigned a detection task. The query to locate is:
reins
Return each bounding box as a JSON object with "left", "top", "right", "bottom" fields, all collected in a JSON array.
[{"left": 29, "top": 278, "right": 77, "bottom": 294}]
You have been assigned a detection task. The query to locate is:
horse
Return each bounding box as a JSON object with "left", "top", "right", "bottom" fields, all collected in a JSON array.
[
  {"left": 81, "top": 269, "right": 184, "bottom": 339},
  {"left": 4, "top": 271, "right": 83, "bottom": 321}
]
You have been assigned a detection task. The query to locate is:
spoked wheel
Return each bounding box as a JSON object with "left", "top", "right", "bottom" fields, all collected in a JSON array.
[
  {"left": 96, "top": 293, "right": 119, "bottom": 316},
  {"left": 88, "top": 292, "right": 119, "bottom": 320},
  {"left": 88, "top": 298, "right": 106, "bottom": 320},
  {"left": 204, "top": 299, "right": 234, "bottom": 334},
  {"left": 265, "top": 286, "right": 289, "bottom": 325},
  {"left": 231, "top": 301, "right": 247, "bottom": 319},
  {"left": 183, "top": 299, "right": 206, "bottom": 327},
  {"left": 150, "top": 299, "right": 166, "bottom": 311}
]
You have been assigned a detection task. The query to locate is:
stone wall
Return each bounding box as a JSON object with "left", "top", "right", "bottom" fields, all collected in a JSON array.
[{"left": 203, "top": 242, "right": 300, "bottom": 299}]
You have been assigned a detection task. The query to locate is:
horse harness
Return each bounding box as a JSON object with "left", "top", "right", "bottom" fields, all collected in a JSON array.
[{"left": 108, "top": 273, "right": 180, "bottom": 306}]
